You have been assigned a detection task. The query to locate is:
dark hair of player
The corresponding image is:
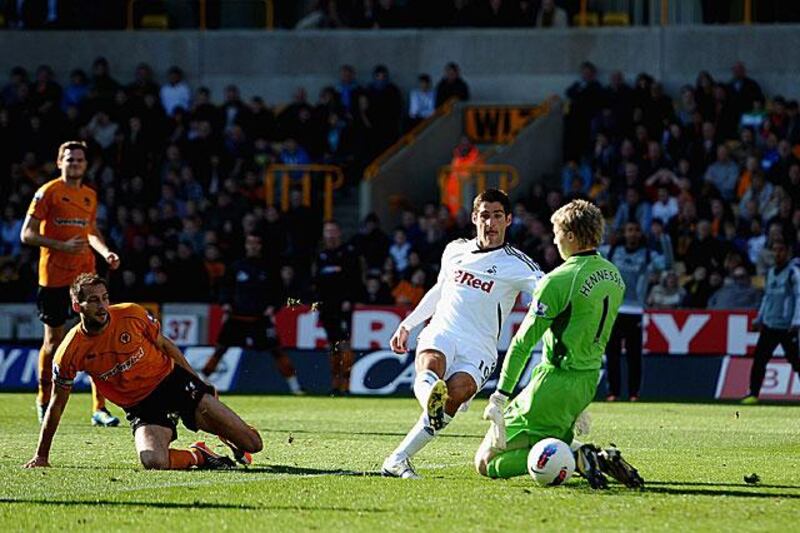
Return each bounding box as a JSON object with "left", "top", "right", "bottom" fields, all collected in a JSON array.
[
  {"left": 57, "top": 140, "right": 88, "bottom": 161},
  {"left": 70, "top": 273, "right": 108, "bottom": 303},
  {"left": 472, "top": 188, "right": 511, "bottom": 215}
]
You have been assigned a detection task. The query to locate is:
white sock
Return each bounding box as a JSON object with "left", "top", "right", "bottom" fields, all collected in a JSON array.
[
  {"left": 570, "top": 439, "right": 584, "bottom": 452},
  {"left": 286, "top": 375, "right": 301, "bottom": 393},
  {"left": 390, "top": 412, "right": 454, "bottom": 462},
  {"left": 413, "top": 370, "right": 439, "bottom": 410}
]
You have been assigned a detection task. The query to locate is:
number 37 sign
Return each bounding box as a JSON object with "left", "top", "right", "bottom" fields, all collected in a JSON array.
[{"left": 162, "top": 314, "right": 199, "bottom": 345}]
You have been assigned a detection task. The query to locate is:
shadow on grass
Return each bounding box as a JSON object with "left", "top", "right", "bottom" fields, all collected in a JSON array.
[
  {"left": 646, "top": 480, "right": 800, "bottom": 490},
  {"left": 0, "top": 497, "right": 388, "bottom": 513},
  {"left": 263, "top": 428, "right": 482, "bottom": 439},
  {"left": 241, "top": 465, "right": 383, "bottom": 477},
  {"left": 0, "top": 498, "right": 257, "bottom": 510},
  {"left": 583, "top": 480, "right": 800, "bottom": 499}
]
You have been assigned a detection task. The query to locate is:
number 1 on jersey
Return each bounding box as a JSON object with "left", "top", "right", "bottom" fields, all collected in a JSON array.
[{"left": 594, "top": 295, "right": 610, "bottom": 343}]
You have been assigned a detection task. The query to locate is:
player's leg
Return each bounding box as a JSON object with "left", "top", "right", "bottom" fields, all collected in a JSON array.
[
  {"left": 193, "top": 393, "right": 263, "bottom": 455},
  {"left": 382, "top": 348, "right": 449, "bottom": 478},
  {"left": 322, "top": 312, "right": 346, "bottom": 394},
  {"left": 746, "top": 327, "right": 781, "bottom": 400},
  {"left": 779, "top": 329, "right": 800, "bottom": 375},
  {"left": 37, "top": 322, "right": 64, "bottom": 420},
  {"left": 474, "top": 426, "right": 530, "bottom": 478},
  {"left": 605, "top": 319, "right": 624, "bottom": 401},
  {"left": 337, "top": 339, "right": 355, "bottom": 394},
  {"left": 202, "top": 317, "right": 237, "bottom": 377},
  {"left": 133, "top": 423, "right": 233, "bottom": 470},
  {"left": 264, "top": 316, "right": 303, "bottom": 394},
  {"left": 625, "top": 313, "right": 643, "bottom": 400}
]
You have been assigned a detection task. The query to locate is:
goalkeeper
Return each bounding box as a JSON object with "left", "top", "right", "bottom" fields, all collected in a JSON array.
[{"left": 475, "top": 200, "right": 643, "bottom": 489}]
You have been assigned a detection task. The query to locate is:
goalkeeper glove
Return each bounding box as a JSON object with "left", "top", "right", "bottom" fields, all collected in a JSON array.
[{"left": 483, "top": 391, "right": 509, "bottom": 450}]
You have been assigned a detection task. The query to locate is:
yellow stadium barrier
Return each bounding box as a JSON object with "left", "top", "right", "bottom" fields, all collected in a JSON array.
[{"left": 264, "top": 164, "right": 345, "bottom": 221}]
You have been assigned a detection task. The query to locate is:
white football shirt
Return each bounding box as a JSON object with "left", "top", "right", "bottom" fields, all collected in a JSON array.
[{"left": 401, "top": 238, "right": 542, "bottom": 347}]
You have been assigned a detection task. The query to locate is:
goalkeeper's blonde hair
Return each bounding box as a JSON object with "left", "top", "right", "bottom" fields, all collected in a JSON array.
[{"left": 551, "top": 200, "right": 604, "bottom": 249}]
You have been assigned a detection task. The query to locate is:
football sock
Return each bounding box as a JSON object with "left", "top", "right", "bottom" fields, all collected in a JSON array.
[
  {"left": 286, "top": 375, "right": 302, "bottom": 394},
  {"left": 37, "top": 346, "right": 52, "bottom": 407},
  {"left": 413, "top": 370, "right": 439, "bottom": 410},
  {"left": 91, "top": 380, "right": 106, "bottom": 412},
  {"left": 486, "top": 448, "right": 529, "bottom": 479},
  {"left": 391, "top": 412, "right": 453, "bottom": 461},
  {"left": 169, "top": 448, "right": 202, "bottom": 469}
]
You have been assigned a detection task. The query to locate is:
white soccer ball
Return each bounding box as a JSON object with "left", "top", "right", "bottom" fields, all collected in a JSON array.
[{"left": 527, "top": 438, "right": 575, "bottom": 487}]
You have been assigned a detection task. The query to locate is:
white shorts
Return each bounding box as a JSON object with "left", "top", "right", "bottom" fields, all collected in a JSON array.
[{"left": 416, "top": 327, "right": 498, "bottom": 391}]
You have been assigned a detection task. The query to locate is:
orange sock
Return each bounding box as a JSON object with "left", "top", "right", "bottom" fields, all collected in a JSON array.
[
  {"left": 91, "top": 380, "right": 106, "bottom": 412},
  {"left": 169, "top": 449, "right": 203, "bottom": 470},
  {"left": 37, "top": 346, "right": 53, "bottom": 407}
]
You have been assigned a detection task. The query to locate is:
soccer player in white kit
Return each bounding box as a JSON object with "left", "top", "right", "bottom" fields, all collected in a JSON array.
[{"left": 382, "top": 189, "right": 542, "bottom": 478}]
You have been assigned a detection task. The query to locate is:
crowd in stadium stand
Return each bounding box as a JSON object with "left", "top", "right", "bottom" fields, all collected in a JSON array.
[
  {"left": 6, "top": 1, "right": 799, "bottom": 30},
  {"left": 0, "top": 54, "right": 798, "bottom": 313}
]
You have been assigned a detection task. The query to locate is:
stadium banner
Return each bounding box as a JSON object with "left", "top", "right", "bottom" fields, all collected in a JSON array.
[
  {"left": 463, "top": 106, "right": 545, "bottom": 144},
  {"left": 0, "top": 344, "right": 728, "bottom": 400},
  {"left": 0, "top": 304, "right": 775, "bottom": 359},
  {"left": 715, "top": 356, "right": 800, "bottom": 400}
]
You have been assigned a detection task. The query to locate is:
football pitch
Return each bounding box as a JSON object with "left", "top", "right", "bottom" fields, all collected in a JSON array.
[{"left": 1, "top": 393, "right": 798, "bottom": 532}]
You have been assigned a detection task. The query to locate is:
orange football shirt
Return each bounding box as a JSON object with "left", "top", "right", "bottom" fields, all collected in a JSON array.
[
  {"left": 27, "top": 178, "right": 97, "bottom": 287},
  {"left": 53, "top": 303, "right": 174, "bottom": 408}
]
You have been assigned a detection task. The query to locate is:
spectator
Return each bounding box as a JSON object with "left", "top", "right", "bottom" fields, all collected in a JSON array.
[
  {"left": 366, "top": 64, "right": 403, "bottom": 154},
  {"left": 651, "top": 187, "right": 679, "bottom": 225},
  {"left": 435, "top": 62, "right": 470, "bottom": 107},
  {"left": 159, "top": 66, "right": 191, "bottom": 117},
  {"left": 361, "top": 274, "right": 394, "bottom": 305},
  {"left": 392, "top": 268, "right": 427, "bottom": 307},
  {"left": 647, "top": 271, "right": 686, "bottom": 309},
  {"left": 351, "top": 213, "right": 390, "bottom": 271},
  {"left": 739, "top": 170, "right": 773, "bottom": 219},
  {"left": 603, "top": 220, "right": 672, "bottom": 401},
  {"left": 408, "top": 74, "right": 436, "bottom": 127},
  {"left": 704, "top": 145, "right": 740, "bottom": 201},
  {"left": 444, "top": 136, "right": 481, "bottom": 216},
  {"left": 727, "top": 61, "right": 764, "bottom": 124},
  {"left": 564, "top": 61, "right": 604, "bottom": 159},
  {"left": 89, "top": 56, "right": 120, "bottom": 107},
  {"left": 614, "top": 187, "right": 652, "bottom": 233},
  {"left": 0, "top": 205, "right": 23, "bottom": 257},
  {"left": 708, "top": 266, "right": 762, "bottom": 309},
  {"left": 336, "top": 65, "right": 361, "bottom": 115},
  {"left": 534, "top": 0, "right": 567, "bottom": 27},
  {"left": 86, "top": 111, "right": 118, "bottom": 149},
  {"left": 388, "top": 227, "right": 413, "bottom": 274}
]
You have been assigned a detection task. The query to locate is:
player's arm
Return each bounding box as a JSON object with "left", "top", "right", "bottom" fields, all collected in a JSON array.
[
  {"left": 498, "top": 275, "right": 567, "bottom": 395},
  {"left": 24, "top": 380, "right": 71, "bottom": 468},
  {"left": 20, "top": 214, "right": 87, "bottom": 253},
  {"left": 157, "top": 334, "right": 205, "bottom": 381},
  {"left": 87, "top": 220, "right": 120, "bottom": 270}
]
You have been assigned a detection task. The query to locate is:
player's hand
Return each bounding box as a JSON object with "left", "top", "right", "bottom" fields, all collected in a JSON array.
[
  {"left": 483, "top": 391, "right": 508, "bottom": 426},
  {"left": 23, "top": 455, "right": 50, "bottom": 468},
  {"left": 390, "top": 326, "right": 410, "bottom": 354},
  {"left": 60, "top": 235, "right": 88, "bottom": 254},
  {"left": 105, "top": 252, "right": 120, "bottom": 270}
]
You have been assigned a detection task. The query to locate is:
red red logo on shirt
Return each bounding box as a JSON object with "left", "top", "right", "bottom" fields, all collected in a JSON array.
[{"left": 453, "top": 270, "right": 495, "bottom": 293}]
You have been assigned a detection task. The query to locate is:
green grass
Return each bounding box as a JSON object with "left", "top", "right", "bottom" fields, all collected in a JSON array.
[{"left": 1, "top": 393, "right": 799, "bottom": 532}]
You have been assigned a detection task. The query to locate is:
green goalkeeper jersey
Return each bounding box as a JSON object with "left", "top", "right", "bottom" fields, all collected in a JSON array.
[{"left": 497, "top": 250, "right": 625, "bottom": 395}]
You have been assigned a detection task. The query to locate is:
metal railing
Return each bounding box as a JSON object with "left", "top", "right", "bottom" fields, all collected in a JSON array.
[
  {"left": 126, "top": 0, "right": 274, "bottom": 30},
  {"left": 264, "top": 164, "right": 345, "bottom": 221},
  {"left": 437, "top": 164, "right": 521, "bottom": 204}
]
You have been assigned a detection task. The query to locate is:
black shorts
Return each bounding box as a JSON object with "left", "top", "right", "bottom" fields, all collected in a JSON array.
[
  {"left": 320, "top": 308, "right": 352, "bottom": 345},
  {"left": 123, "top": 365, "right": 215, "bottom": 442},
  {"left": 36, "top": 286, "right": 73, "bottom": 327},
  {"left": 216, "top": 316, "right": 279, "bottom": 350}
]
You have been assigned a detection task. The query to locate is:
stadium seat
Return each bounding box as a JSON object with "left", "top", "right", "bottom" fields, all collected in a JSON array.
[
  {"left": 602, "top": 12, "right": 630, "bottom": 26},
  {"left": 572, "top": 12, "right": 599, "bottom": 27},
  {"left": 141, "top": 13, "right": 169, "bottom": 29}
]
